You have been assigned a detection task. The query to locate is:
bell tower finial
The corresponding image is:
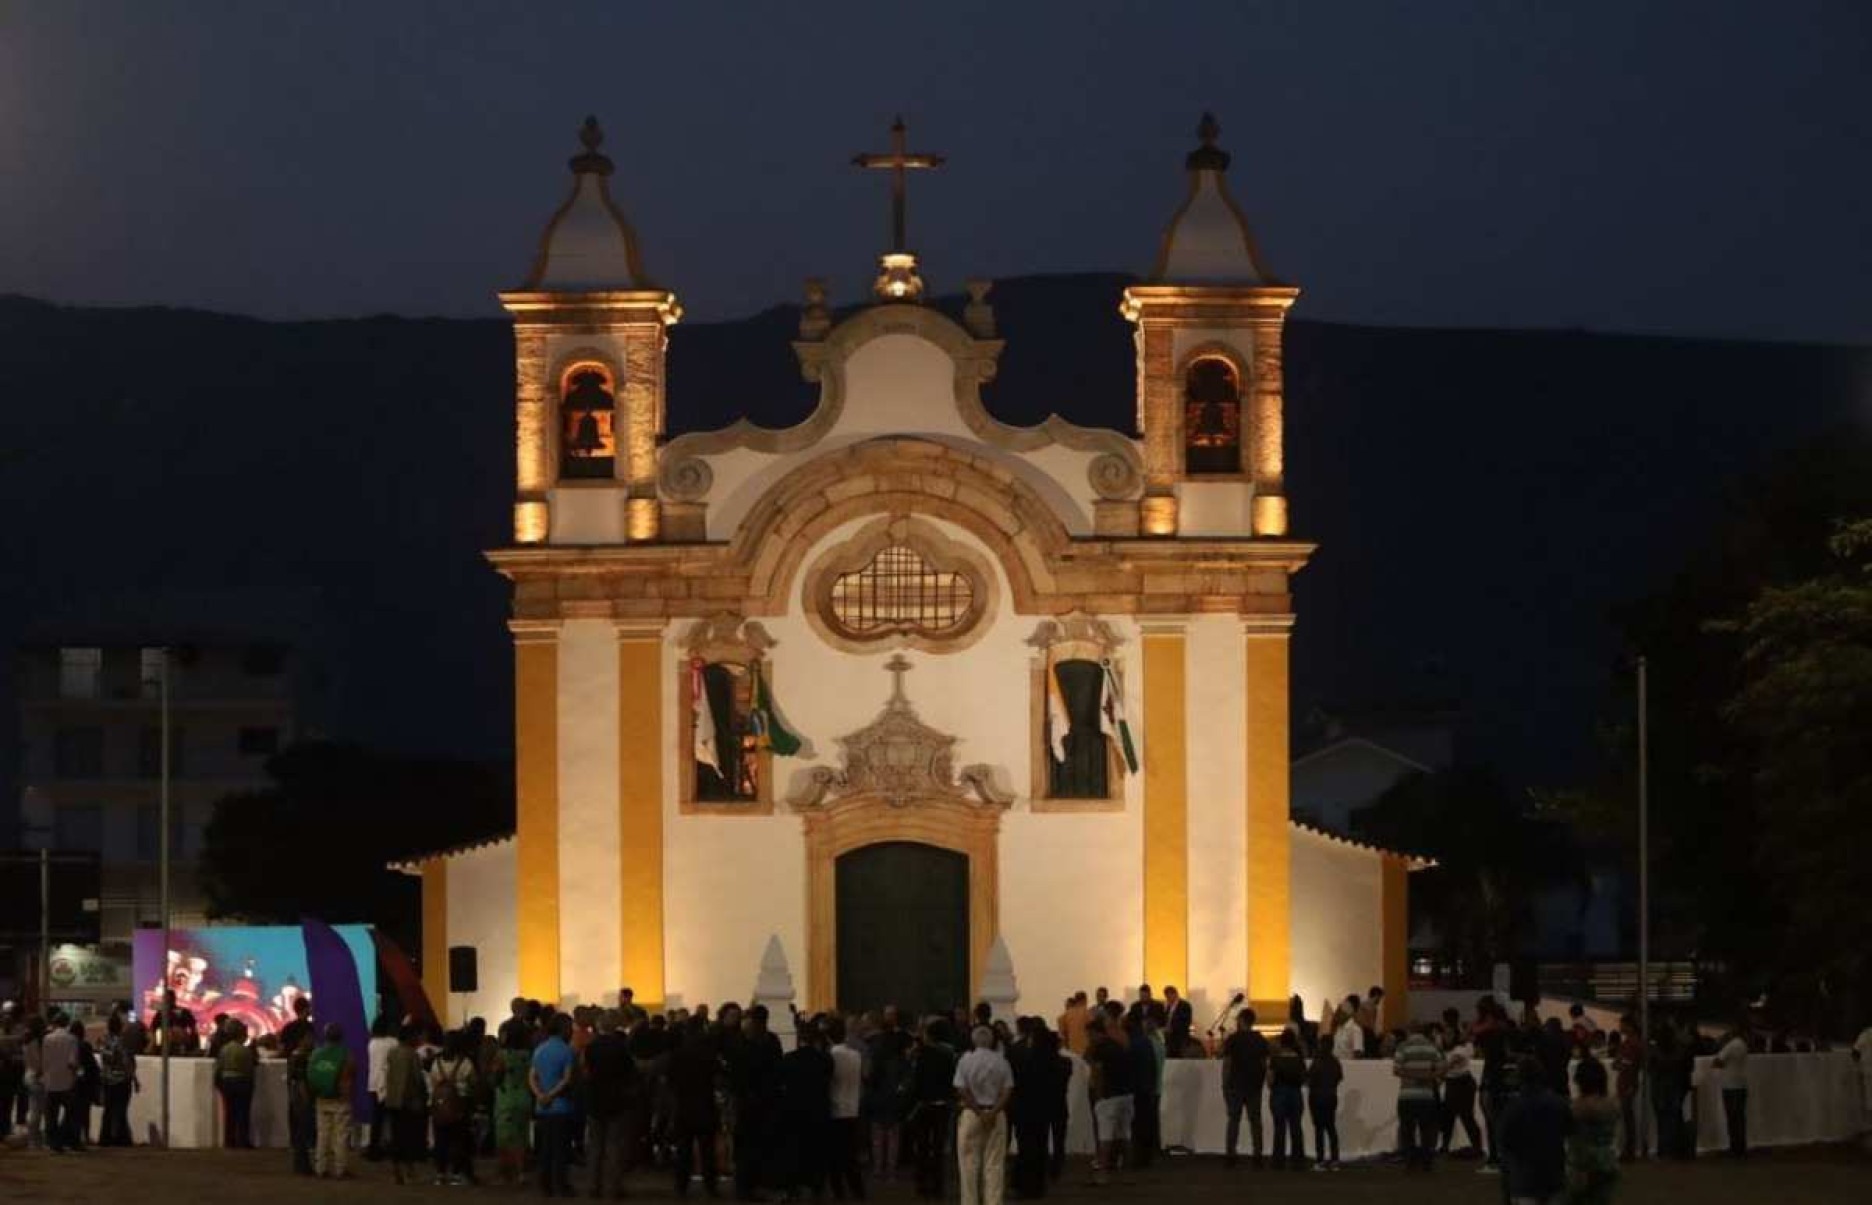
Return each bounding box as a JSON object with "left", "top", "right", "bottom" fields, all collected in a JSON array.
[
  {"left": 570, "top": 115, "right": 614, "bottom": 177},
  {"left": 1188, "top": 112, "right": 1230, "bottom": 171}
]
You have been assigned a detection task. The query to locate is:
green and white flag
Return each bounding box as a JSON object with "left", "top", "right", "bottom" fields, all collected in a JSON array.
[
  {"left": 750, "top": 661, "right": 803, "bottom": 757},
  {"left": 1099, "top": 658, "right": 1139, "bottom": 774}
]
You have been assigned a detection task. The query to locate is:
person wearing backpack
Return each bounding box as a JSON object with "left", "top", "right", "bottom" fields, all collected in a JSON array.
[
  {"left": 308, "top": 1023, "right": 357, "bottom": 1178},
  {"left": 96, "top": 1011, "right": 139, "bottom": 1146},
  {"left": 429, "top": 1029, "right": 480, "bottom": 1186}
]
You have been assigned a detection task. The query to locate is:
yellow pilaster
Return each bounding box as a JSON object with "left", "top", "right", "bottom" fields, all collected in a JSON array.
[
  {"left": 1244, "top": 618, "right": 1292, "bottom": 1012},
  {"left": 1381, "top": 857, "right": 1410, "bottom": 1030},
  {"left": 420, "top": 857, "right": 449, "bottom": 1024},
  {"left": 513, "top": 621, "right": 561, "bottom": 1002},
  {"left": 616, "top": 625, "right": 665, "bottom": 1007},
  {"left": 1141, "top": 625, "right": 1188, "bottom": 992}
]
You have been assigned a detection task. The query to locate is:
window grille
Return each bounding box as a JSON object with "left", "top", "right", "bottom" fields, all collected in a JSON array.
[{"left": 828, "top": 545, "right": 974, "bottom": 634}]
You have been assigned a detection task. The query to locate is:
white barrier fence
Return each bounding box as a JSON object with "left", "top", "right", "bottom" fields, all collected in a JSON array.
[
  {"left": 129, "top": 1050, "right": 1866, "bottom": 1155},
  {"left": 1068, "top": 1051, "right": 1867, "bottom": 1159}
]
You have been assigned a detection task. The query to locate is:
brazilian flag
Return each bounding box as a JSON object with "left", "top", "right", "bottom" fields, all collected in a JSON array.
[{"left": 750, "top": 661, "right": 803, "bottom": 756}]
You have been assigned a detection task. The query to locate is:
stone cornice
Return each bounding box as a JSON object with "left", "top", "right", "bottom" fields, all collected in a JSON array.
[
  {"left": 490, "top": 437, "right": 1309, "bottom": 622},
  {"left": 498, "top": 290, "right": 682, "bottom": 327},
  {"left": 487, "top": 536, "right": 1311, "bottom": 621},
  {"left": 487, "top": 537, "right": 1313, "bottom": 577},
  {"left": 1120, "top": 285, "right": 1299, "bottom": 326}
]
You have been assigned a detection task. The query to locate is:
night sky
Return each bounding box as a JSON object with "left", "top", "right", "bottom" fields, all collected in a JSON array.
[{"left": 2, "top": 0, "right": 1867, "bottom": 342}]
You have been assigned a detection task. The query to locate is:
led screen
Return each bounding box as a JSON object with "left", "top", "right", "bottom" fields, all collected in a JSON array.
[{"left": 131, "top": 924, "right": 376, "bottom": 1043}]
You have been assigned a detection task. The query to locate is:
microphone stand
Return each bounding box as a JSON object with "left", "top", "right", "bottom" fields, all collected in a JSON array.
[{"left": 1207, "top": 995, "right": 1245, "bottom": 1040}]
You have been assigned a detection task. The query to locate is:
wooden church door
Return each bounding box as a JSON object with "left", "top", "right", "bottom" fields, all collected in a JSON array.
[{"left": 835, "top": 841, "right": 969, "bottom": 1016}]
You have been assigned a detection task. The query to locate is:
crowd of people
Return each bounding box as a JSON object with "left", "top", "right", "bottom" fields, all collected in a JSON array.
[{"left": 4, "top": 982, "right": 1870, "bottom": 1204}]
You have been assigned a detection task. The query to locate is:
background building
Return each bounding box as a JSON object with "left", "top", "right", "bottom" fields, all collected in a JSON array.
[{"left": 16, "top": 638, "right": 296, "bottom": 946}]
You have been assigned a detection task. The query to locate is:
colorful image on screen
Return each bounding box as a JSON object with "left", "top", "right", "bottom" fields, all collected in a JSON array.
[{"left": 131, "top": 924, "right": 377, "bottom": 1043}]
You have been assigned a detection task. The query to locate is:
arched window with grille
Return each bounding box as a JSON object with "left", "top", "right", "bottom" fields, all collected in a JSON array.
[
  {"left": 828, "top": 544, "right": 975, "bottom": 638},
  {"left": 803, "top": 517, "right": 997, "bottom": 655}
]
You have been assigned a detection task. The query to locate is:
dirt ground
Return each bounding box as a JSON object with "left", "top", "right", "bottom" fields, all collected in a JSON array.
[{"left": 4, "top": 1144, "right": 1871, "bottom": 1204}]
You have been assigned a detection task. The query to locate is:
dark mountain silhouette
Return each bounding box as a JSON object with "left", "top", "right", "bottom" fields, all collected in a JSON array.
[{"left": 2, "top": 275, "right": 1865, "bottom": 828}]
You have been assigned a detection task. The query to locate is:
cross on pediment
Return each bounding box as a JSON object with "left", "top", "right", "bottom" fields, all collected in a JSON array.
[{"left": 852, "top": 116, "right": 945, "bottom": 255}]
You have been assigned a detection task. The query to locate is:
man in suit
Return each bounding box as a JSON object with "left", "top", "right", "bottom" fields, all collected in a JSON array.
[{"left": 1162, "top": 987, "right": 1194, "bottom": 1057}]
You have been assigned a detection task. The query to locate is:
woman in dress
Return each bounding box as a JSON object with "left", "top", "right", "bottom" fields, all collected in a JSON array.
[
  {"left": 492, "top": 1019, "right": 537, "bottom": 1184},
  {"left": 1568, "top": 1057, "right": 1621, "bottom": 1204}
]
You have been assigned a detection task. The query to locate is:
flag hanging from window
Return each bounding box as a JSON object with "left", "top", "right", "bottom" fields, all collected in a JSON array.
[
  {"left": 1100, "top": 658, "right": 1139, "bottom": 774},
  {"left": 749, "top": 660, "right": 802, "bottom": 757},
  {"left": 691, "top": 658, "right": 722, "bottom": 774},
  {"left": 1046, "top": 655, "right": 1071, "bottom": 764}
]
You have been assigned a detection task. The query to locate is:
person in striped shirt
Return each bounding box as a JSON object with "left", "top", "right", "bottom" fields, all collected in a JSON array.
[{"left": 1393, "top": 1023, "right": 1447, "bottom": 1171}]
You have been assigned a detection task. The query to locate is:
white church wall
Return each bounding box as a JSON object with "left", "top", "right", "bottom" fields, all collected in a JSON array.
[
  {"left": 1289, "top": 828, "right": 1385, "bottom": 1013},
  {"left": 1176, "top": 480, "right": 1254, "bottom": 536},
  {"left": 549, "top": 485, "right": 626, "bottom": 544},
  {"left": 1183, "top": 615, "right": 1248, "bottom": 1018},
  {"left": 661, "top": 808, "right": 808, "bottom": 1012},
  {"left": 556, "top": 618, "right": 622, "bottom": 1007},
  {"left": 444, "top": 839, "right": 517, "bottom": 1026},
  {"left": 840, "top": 334, "right": 982, "bottom": 439},
  {"left": 1013, "top": 446, "right": 1098, "bottom": 533},
  {"left": 999, "top": 808, "right": 1143, "bottom": 1017}
]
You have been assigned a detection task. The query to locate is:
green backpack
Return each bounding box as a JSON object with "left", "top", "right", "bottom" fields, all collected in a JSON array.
[{"left": 307, "top": 1045, "right": 347, "bottom": 1100}]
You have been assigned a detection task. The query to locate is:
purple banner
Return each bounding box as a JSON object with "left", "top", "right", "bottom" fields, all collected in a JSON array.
[{"left": 301, "top": 918, "right": 373, "bottom": 1122}]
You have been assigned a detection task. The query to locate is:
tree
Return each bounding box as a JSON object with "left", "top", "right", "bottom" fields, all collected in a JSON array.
[
  {"left": 199, "top": 742, "right": 511, "bottom": 955},
  {"left": 1354, "top": 764, "right": 1582, "bottom": 974},
  {"left": 1720, "top": 519, "right": 1872, "bottom": 1000},
  {"left": 1568, "top": 432, "right": 1872, "bottom": 1014}
]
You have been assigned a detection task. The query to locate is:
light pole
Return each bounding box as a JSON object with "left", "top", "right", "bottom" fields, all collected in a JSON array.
[
  {"left": 1636, "top": 655, "right": 1651, "bottom": 1156},
  {"left": 158, "top": 645, "right": 172, "bottom": 1149},
  {"left": 39, "top": 849, "right": 51, "bottom": 1013}
]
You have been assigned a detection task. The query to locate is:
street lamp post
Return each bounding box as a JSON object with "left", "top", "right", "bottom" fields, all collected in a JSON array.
[
  {"left": 158, "top": 646, "right": 172, "bottom": 1149},
  {"left": 1636, "top": 655, "right": 1651, "bottom": 1156},
  {"left": 39, "top": 849, "right": 51, "bottom": 1013}
]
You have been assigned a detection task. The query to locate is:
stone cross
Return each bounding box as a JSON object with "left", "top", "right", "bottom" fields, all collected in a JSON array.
[{"left": 852, "top": 116, "right": 945, "bottom": 253}]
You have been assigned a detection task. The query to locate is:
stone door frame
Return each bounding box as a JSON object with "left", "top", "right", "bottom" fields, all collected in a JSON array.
[{"left": 801, "top": 794, "right": 1000, "bottom": 1011}]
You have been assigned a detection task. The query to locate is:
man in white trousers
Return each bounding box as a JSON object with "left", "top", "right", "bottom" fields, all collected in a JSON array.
[{"left": 954, "top": 1024, "right": 1015, "bottom": 1205}]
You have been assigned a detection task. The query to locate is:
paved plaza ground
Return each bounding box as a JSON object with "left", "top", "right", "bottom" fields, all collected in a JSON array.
[{"left": 4, "top": 1145, "right": 1871, "bottom": 1204}]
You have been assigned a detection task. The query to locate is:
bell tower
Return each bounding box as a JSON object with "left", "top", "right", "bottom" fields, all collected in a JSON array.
[
  {"left": 1121, "top": 114, "right": 1297, "bottom": 538},
  {"left": 499, "top": 116, "right": 681, "bottom": 546}
]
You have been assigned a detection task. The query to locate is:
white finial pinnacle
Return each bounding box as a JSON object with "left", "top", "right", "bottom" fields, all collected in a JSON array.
[{"left": 980, "top": 934, "right": 1019, "bottom": 1020}]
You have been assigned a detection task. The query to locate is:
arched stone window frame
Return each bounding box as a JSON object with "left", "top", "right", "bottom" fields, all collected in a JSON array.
[
  {"left": 801, "top": 515, "right": 999, "bottom": 655},
  {"left": 1178, "top": 341, "right": 1251, "bottom": 480},
  {"left": 553, "top": 349, "right": 624, "bottom": 485},
  {"left": 1026, "top": 612, "right": 1129, "bottom": 811},
  {"left": 677, "top": 614, "right": 777, "bottom": 814}
]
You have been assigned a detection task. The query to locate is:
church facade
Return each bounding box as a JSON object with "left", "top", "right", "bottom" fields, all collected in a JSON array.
[{"left": 408, "top": 116, "right": 1420, "bottom": 1032}]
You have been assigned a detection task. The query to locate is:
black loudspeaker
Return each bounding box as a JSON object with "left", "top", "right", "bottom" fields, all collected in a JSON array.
[
  {"left": 448, "top": 946, "right": 478, "bottom": 993},
  {"left": 1509, "top": 959, "right": 1538, "bottom": 1005}
]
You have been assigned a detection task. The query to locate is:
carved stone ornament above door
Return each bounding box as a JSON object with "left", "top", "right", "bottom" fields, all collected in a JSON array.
[{"left": 785, "top": 654, "right": 1013, "bottom": 811}]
